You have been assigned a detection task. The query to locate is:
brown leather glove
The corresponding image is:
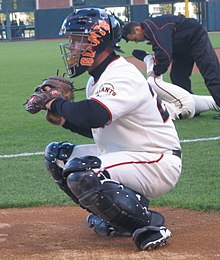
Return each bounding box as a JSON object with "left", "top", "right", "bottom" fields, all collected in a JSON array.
[{"left": 24, "top": 76, "right": 74, "bottom": 114}]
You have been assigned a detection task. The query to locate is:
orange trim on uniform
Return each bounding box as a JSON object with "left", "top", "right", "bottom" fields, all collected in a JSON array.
[
  {"left": 104, "top": 154, "right": 164, "bottom": 170},
  {"left": 145, "top": 19, "right": 175, "bottom": 30},
  {"left": 142, "top": 20, "right": 173, "bottom": 63}
]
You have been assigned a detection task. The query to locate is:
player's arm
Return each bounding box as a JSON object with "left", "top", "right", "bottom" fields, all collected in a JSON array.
[
  {"left": 62, "top": 120, "right": 93, "bottom": 138},
  {"left": 49, "top": 98, "right": 111, "bottom": 130}
]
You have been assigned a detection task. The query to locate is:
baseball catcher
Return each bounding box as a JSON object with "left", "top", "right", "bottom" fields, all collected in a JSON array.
[
  {"left": 24, "top": 75, "right": 74, "bottom": 125},
  {"left": 26, "top": 8, "right": 183, "bottom": 252}
]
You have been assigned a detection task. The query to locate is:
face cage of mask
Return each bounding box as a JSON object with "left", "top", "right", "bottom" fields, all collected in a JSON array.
[{"left": 60, "top": 33, "right": 91, "bottom": 78}]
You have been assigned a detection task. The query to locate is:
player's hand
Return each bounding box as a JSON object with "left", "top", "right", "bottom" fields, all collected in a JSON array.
[{"left": 132, "top": 50, "right": 149, "bottom": 61}]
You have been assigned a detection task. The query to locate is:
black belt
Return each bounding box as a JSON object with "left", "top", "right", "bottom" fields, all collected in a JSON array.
[{"left": 172, "top": 149, "right": 182, "bottom": 159}]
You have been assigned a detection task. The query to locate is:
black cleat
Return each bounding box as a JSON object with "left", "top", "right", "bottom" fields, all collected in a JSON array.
[
  {"left": 132, "top": 49, "right": 149, "bottom": 61},
  {"left": 133, "top": 225, "right": 172, "bottom": 251}
]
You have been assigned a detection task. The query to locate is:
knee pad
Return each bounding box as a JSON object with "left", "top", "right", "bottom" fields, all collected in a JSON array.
[
  {"left": 44, "top": 141, "right": 75, "bottom": 164},
  {"left": 63, "top": 155, "right": 102, "bottom": 177},
  {"left": 63, "top": 156, "right": 102, "bottom": 197}
]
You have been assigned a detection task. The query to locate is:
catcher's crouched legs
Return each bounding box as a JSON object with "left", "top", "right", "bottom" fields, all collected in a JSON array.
[
  {"left": 44, "top": 141, "right": 79, "bottom": 204},
  {"left": 64, "top": 156, "right": 171, "bottom": 250}
]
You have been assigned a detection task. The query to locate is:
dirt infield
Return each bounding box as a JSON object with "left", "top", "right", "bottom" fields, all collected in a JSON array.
[
  {"left": 126, "top": 48, "right": 220, "bottom": 73},
  {"left": 0, "top": 206, "right": 220, "bottom": 260}
]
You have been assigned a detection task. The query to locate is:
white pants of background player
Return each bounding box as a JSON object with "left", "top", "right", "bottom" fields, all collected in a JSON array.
[
  {"left": 144, "top": 55, "right": 220, "bottom": 120},
  {"left": 56, "top": 144, "right": 181, "bottom": 199}
]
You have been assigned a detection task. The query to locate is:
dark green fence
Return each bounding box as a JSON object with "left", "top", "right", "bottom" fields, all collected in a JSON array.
[
  {"left": 207, "top": 1, "right": 220, "bottom": 31},
  {"left": 35, "top": 8, "right": 73, "bottom": 39}
]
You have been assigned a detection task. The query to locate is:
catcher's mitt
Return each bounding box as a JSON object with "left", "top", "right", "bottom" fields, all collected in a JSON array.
[{"left": 24, "top": 76, "right": 74, "bottom": 114}]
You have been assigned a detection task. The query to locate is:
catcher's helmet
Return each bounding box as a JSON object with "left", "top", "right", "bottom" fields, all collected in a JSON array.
[{"left": 59, "top": 8, "right": 122, "bottom": 77}]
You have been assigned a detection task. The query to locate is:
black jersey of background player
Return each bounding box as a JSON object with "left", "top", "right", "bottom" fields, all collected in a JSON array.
[{"left": 140, "top": 14, "right": 202, "bottom": 76}]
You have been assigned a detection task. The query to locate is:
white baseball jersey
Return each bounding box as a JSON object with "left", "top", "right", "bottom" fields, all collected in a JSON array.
[
  {"left": 144, "top": 54, "right": 220, "bottom": 119},
  {"left": 86, "top": 56, "right": 180, "bottom": 154},
  {"left": 65, "top": 56, "right": 182, "bottom": 198}
]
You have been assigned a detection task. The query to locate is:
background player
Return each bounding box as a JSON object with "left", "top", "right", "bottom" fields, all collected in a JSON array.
[
  {"left": 132, "top": 49, "right": 220, "bottom": 120},
  {"left": 122, "top": 15, "right": 220, "bottom": 113},
  {"left": 32, "top": 8, "right": 183, "bottom": 251}
]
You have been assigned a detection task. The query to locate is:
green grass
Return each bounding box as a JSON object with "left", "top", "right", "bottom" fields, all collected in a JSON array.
[
  {"left": 0, "top": 37, "right": 220, "bottom": 211},
  {"left": 208, "top": 32, "right": 220, "bottom": 48}
]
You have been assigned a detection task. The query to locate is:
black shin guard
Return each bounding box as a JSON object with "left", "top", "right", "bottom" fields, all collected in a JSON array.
[
  {"left": 45, "top": 160, "right": 79, "bottom": 204},
  {"left": 64, "top": 156, "right": 157, "bottom": 233},
  {"left": 44, "top": 141, "right": 78, "bottom": 204}
]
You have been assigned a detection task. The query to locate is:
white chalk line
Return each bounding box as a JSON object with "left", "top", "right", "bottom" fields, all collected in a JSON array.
[
  {"left": 0, "top": 152, "right": 44, "bottom": 158},
  {"left": 180, "top": 136, "right": 220, "bottom": 143},
  {"left": 0, "top": 136, "right": 219, "bottom": 159}
]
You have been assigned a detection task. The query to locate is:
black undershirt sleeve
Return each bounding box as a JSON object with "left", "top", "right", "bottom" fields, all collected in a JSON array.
[
  {"left": 62, "top": 120, "right": 93, "bottom": 138},
  {"left": 50, "top": 98, "right": 110, "bottom": 136}
]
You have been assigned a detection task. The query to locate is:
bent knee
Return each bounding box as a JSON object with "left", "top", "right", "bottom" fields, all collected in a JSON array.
[
  {"left": 67, "top": 170, "right": 100, "bottom": 197},
  {"left": 179, "top": 96, "right": 195, "bottom": 118}
]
